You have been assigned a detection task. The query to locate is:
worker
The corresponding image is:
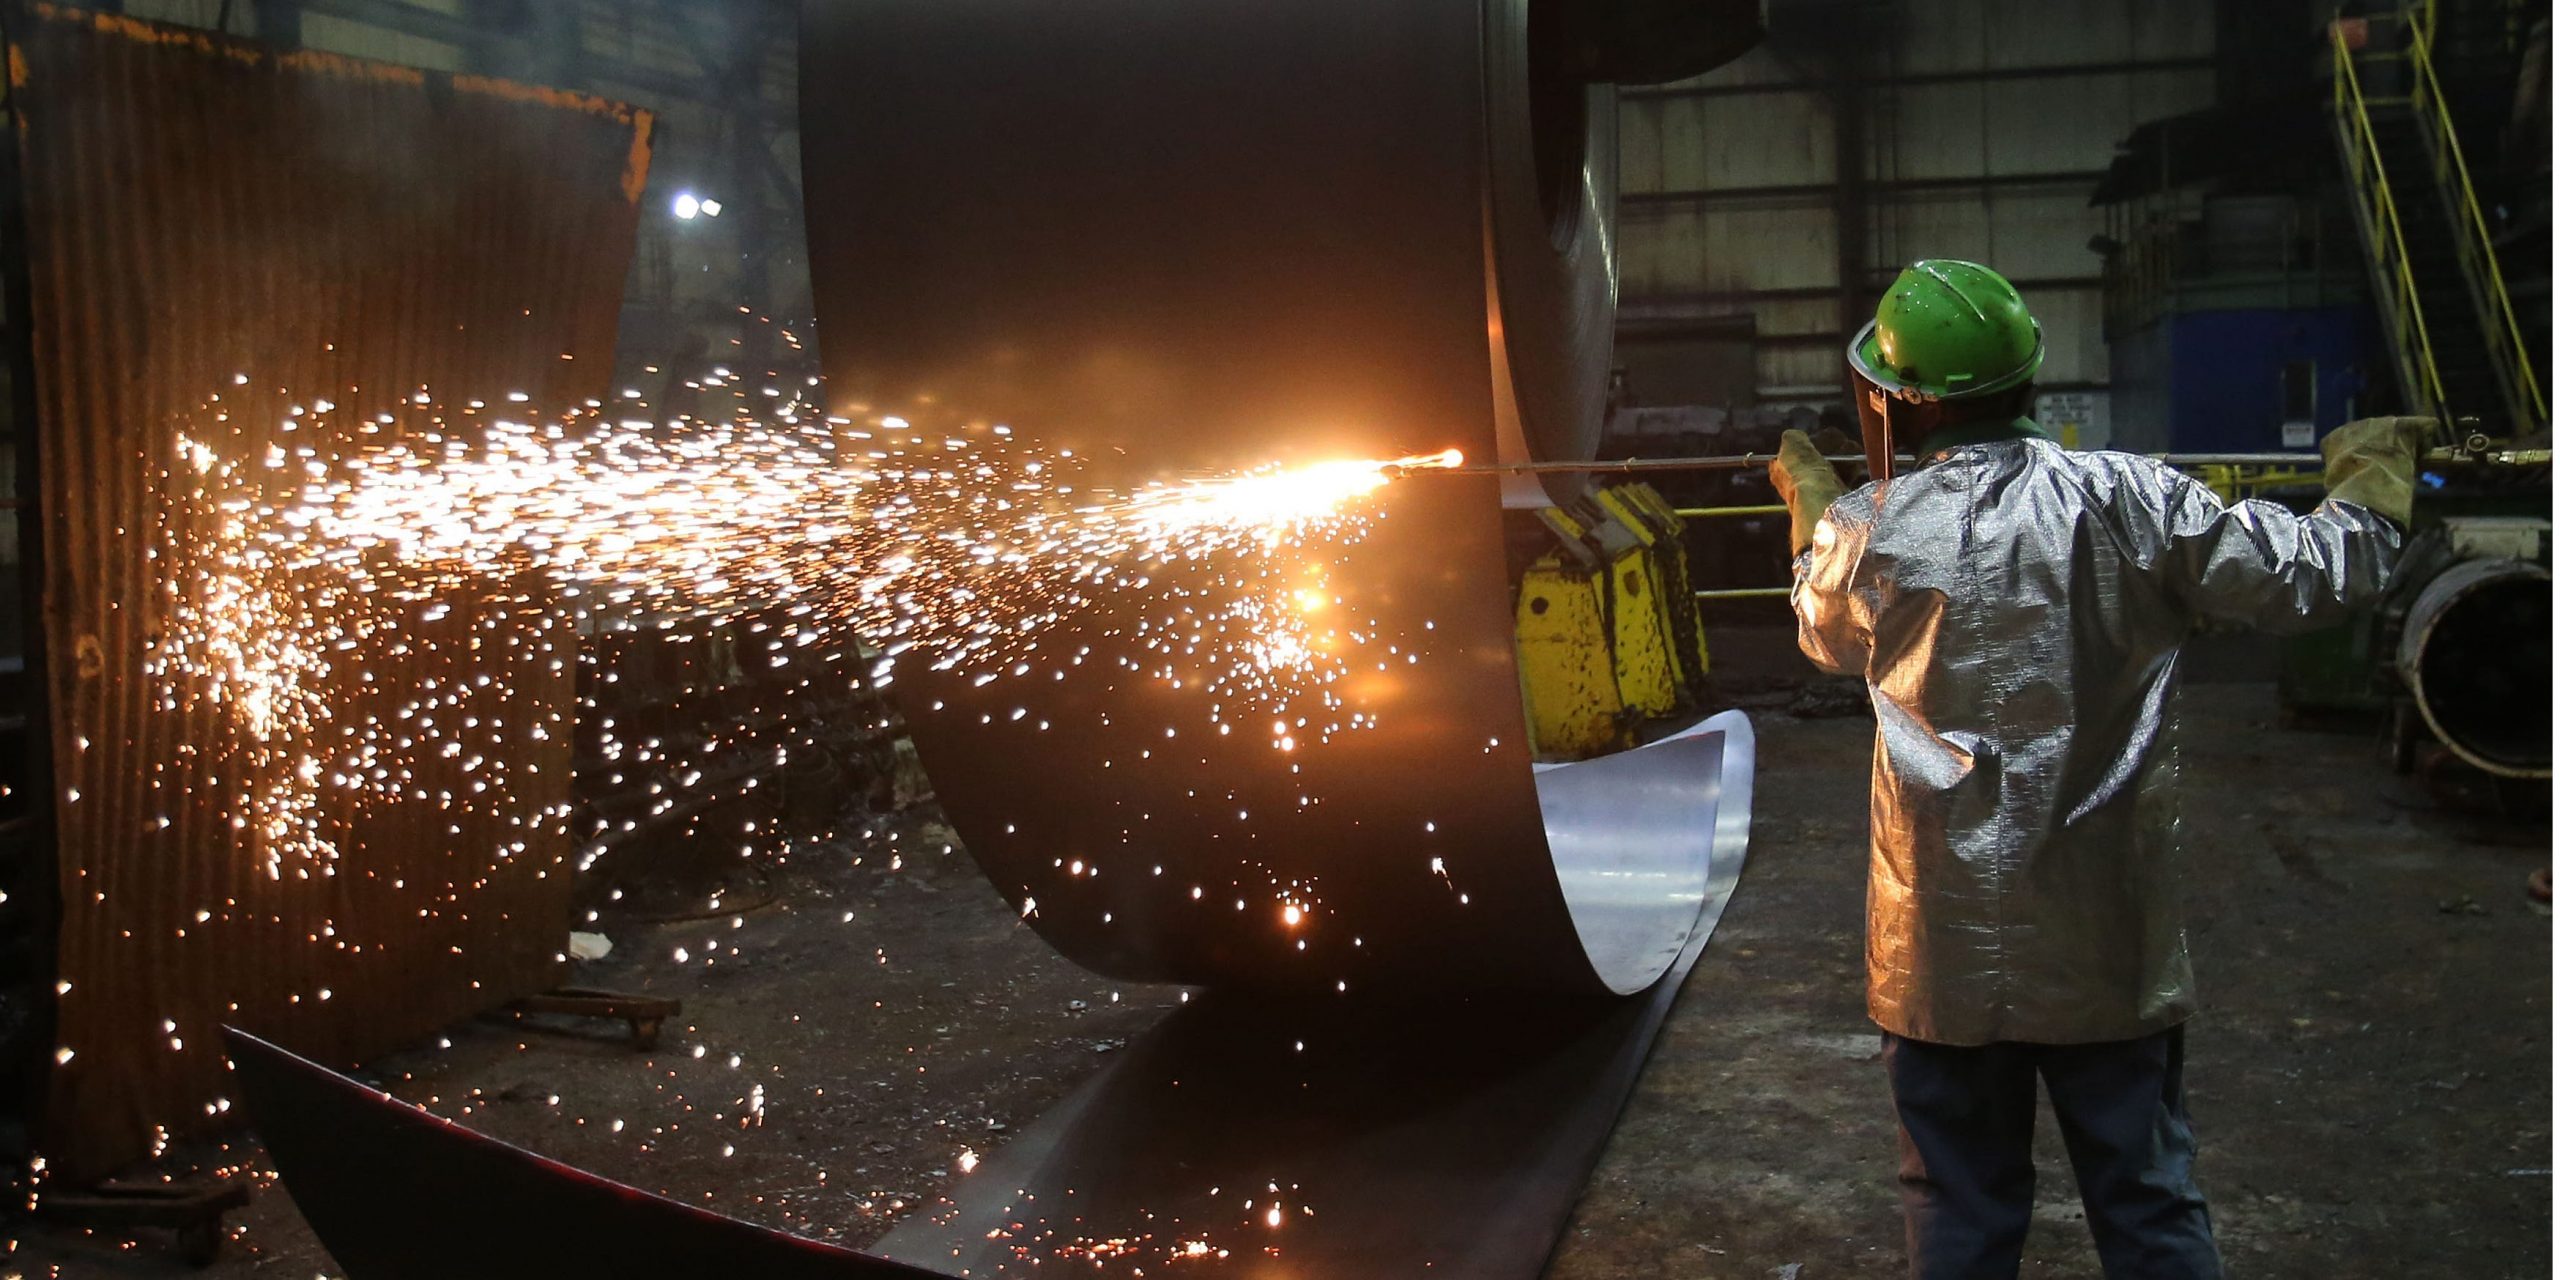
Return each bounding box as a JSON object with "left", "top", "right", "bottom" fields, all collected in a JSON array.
[{"left": 1767, "top": 259, "right": 2425, "bottom": 1280}]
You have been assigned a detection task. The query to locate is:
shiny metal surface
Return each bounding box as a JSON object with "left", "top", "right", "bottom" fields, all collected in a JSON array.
[
  {"left": 1540, "top": 714, "right": 1738, "bottom": 993},
  {"left": 1792, "top": 438, "right": 2401, "bottom": 1045},
  {"left": 1484, "top": 0, "right": 1619, "bottom": 487}
]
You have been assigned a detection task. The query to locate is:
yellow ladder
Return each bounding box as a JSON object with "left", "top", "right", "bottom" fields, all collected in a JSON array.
[
  {"left": 2404, "top": 0, "right": 2546, "bottom": 433},
  {"left": 2331, "top": 14, "right": 2454, "bottom": 436}
]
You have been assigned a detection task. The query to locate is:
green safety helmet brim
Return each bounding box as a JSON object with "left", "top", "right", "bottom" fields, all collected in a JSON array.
[{"left": 1846, "top": 259, "right": 2045, "bottom": 403}]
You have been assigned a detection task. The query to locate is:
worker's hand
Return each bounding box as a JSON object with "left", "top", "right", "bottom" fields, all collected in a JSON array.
[
  {"left": 2319, "top": 415, "right": 2433, "bottom": 526},
  {"left": 1768, "top": 429, "right": 1847, "bottom": 555}
]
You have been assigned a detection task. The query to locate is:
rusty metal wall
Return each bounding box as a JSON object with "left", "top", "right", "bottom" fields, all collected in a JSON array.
[{"left": 10, "top": 3, "right": 650, "bottom": 1178}]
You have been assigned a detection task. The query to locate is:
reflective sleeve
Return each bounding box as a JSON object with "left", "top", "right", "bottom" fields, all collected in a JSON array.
[
  {"left": 2141, "top": 463, "right": 2403, "bottom": 632},
  {"left": 1790, "top": 498, "right": 1874, "bottom": 675}
]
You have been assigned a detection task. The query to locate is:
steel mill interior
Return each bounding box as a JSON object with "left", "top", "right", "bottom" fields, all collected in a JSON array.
[{"left": 0, "top": 1, "right": 2547, "bottom": 1278}]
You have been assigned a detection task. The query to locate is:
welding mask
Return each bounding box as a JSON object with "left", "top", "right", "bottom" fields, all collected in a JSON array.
[{"left": 1846, "top": 260, "right": 2043, "bottom": 482}]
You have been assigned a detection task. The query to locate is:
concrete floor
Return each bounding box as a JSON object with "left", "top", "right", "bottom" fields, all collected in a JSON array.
[
  {"left": 13, "top": 628, "right": 2550, "bottom": 1278},
  {"left": 1549, "top": 653, "right": 2552, "bottom": 1278}
]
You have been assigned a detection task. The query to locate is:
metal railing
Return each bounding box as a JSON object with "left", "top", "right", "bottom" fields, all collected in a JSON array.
[
  {"left": 1672, "top": 504, "right": 1785, "bottom": 519},
  {"left": 2329, "top": 17, "right": 2454, "bottom": 436},
  {"left": 1667, "top": 445, "right": 2550, "bottom": 604},
  {"left": 2405, "top": 2, "right": 2547, "bottom": 430}
]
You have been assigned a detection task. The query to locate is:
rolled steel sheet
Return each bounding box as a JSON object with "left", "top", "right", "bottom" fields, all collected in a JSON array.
[
  {"left": 231, "top": 5, "right": 1764, "bottom": 1276},
  {"left": 799, "top": 0, "right": 1717, "bottom": 1001},
  {"left": 225, "top": 715, "right": 1755, "bottom": 1279}
]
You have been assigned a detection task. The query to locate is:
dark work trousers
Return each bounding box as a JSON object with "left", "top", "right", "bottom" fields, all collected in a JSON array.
[{"left": 1881, "top": 1026, "right": 2224, "bottom": 1280}]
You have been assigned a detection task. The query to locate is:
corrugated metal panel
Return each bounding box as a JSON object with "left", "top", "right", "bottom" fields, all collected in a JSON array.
[
  {"left": 1621, "top": 206, "right": 1837, "bottom": 299},
  {"left": 299, "top": 10, "right": 467, "bottom": 71},
  {"left": 1979, "top": 69, "right": 2216, "bottom": 176},
  {"left": 1616, "top": 2, "right": 2224, "bottom": 389},
  {"left": 580, "top": 0, "right": 714, "bottom": 82},
  {"left": 1739, "top": 296, "right": 1838, "bottom": 341},
  {"left": 1904, "top": 0, "right": 2213, "bottom": 73},
  {"left": 1894, "top": 0, "right": 1993, "bottom": 77},
  {"left": 1620, "top": 88, "right": 1668, "bottom": 192},
  {"left": 1619, "top": 90, "right": 1831, "bottom": 194},
  {"left": 1880, "top": 82, "right": 1993, "bottom": 181},
  {"left": 1980, "top": 0, "right": 2139, "bottom": 69},
  {"left": 2015, "top": 285, "right": 2107, "bottom": 386},
  {"left": 1880, "top": 69, "right": 2215, "bottom": 184},
  {"left": 1756, "top": 343, "right": 1842, "bottom": 395},
  {"left": 1980, "top": 189, "right": 2112, "bottom": 278},
  {"left": 1877, "top": 193, "right": 1996, "bottom": 269},
  {"left": 12, "top": 3, "right": 650, "bottom": 1179},
  {"left": 2124, "top": 0, "right": 2217, "bottom": 61},
  {"left": 1879, "top": 189, "right": 2109, "bottom": 279},
  {"left": 1641, "top": 40, "right": 1800, "bottom": 93}
]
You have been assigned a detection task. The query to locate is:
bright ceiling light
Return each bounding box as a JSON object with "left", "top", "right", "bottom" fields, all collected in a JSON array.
[{"left": 671, "top": 191, "right": 701, "bottom": 220}]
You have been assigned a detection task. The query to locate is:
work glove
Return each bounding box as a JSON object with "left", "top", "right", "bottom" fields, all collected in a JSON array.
[
  {"left": 1768, "top": 429, "right": 1847, "bottom": 556},
  {"left": 2319, "top": 415, "right": 2433, "bottom": 526}
]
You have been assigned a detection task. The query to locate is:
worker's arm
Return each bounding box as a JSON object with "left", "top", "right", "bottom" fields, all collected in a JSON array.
[
  {"left": 1789, "top": 498, "right": 1876, "bottom": 674},
  {"left": 1771, "top": 430, "right": 1871, "bottom": 674},
  {"left": 2139, "top": 418, "right": 2421, "bottom": 632}
]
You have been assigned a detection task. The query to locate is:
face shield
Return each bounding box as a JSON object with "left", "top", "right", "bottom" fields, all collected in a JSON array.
[
  {"left": 1854, "top": 381, "right": 1900, "bottom": 485},
  {"left": 1847, "top": 318, "right": 1919, "bottom": 485}
]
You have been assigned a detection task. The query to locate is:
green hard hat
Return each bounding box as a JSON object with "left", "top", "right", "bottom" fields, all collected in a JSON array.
[{"left": 1847, "top": 260, "right": 2044, "bottom": 403}]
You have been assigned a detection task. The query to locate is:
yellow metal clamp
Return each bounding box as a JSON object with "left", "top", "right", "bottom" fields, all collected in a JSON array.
[
  {"left": 1512, "top": 484, "right": 1718, "bottom": 758},
  {"left": 1609, "top": 485, "right": 1714, "bottom": 691},
  {"left": 1515, "top": 557, "right": 1626, "bottom": 759},
  {"left": 1673, "top": 504, "right": 1788, "bottom": 519}
]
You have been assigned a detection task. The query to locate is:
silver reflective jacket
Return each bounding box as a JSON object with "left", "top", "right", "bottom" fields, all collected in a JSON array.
[{"left": 1792, "top": 436, "right": 2400, "bottom": 1045}]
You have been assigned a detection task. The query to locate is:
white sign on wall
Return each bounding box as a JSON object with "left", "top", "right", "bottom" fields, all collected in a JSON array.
[{"left": 2036, "top": 390, "right": 2111, "bottom": 451}]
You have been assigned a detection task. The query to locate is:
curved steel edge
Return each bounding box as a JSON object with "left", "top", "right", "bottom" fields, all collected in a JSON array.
[
  {"left": 1536, "top": 708, "right": 1754, "bottom": 993},
  {"left": 875, "top": 714, "right": 1757, "bottom": 1278},
  {"left": 220, "top": 1028, "right": 940, "bottom": 1280}
]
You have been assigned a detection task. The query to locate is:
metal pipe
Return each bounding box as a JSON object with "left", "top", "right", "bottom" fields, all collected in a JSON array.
[
  {"left": 1417, "top": 447, "right": 2546, "bottom": 478},
  {"left": 2395, "top": 557, "right": 2552, "bottom": 779},
  {"left": 2456, "top": 448, "right": 2554, "bottom": 466},
  {"left": 1672, "top": 504, "right": 1786, "bottom": 518},
  {"left": 1694, "top": 587, "right": 1791, "bottom": 600},
  {"left": 1430, "top": 453, "right": 1878, "bottom": 475}
]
